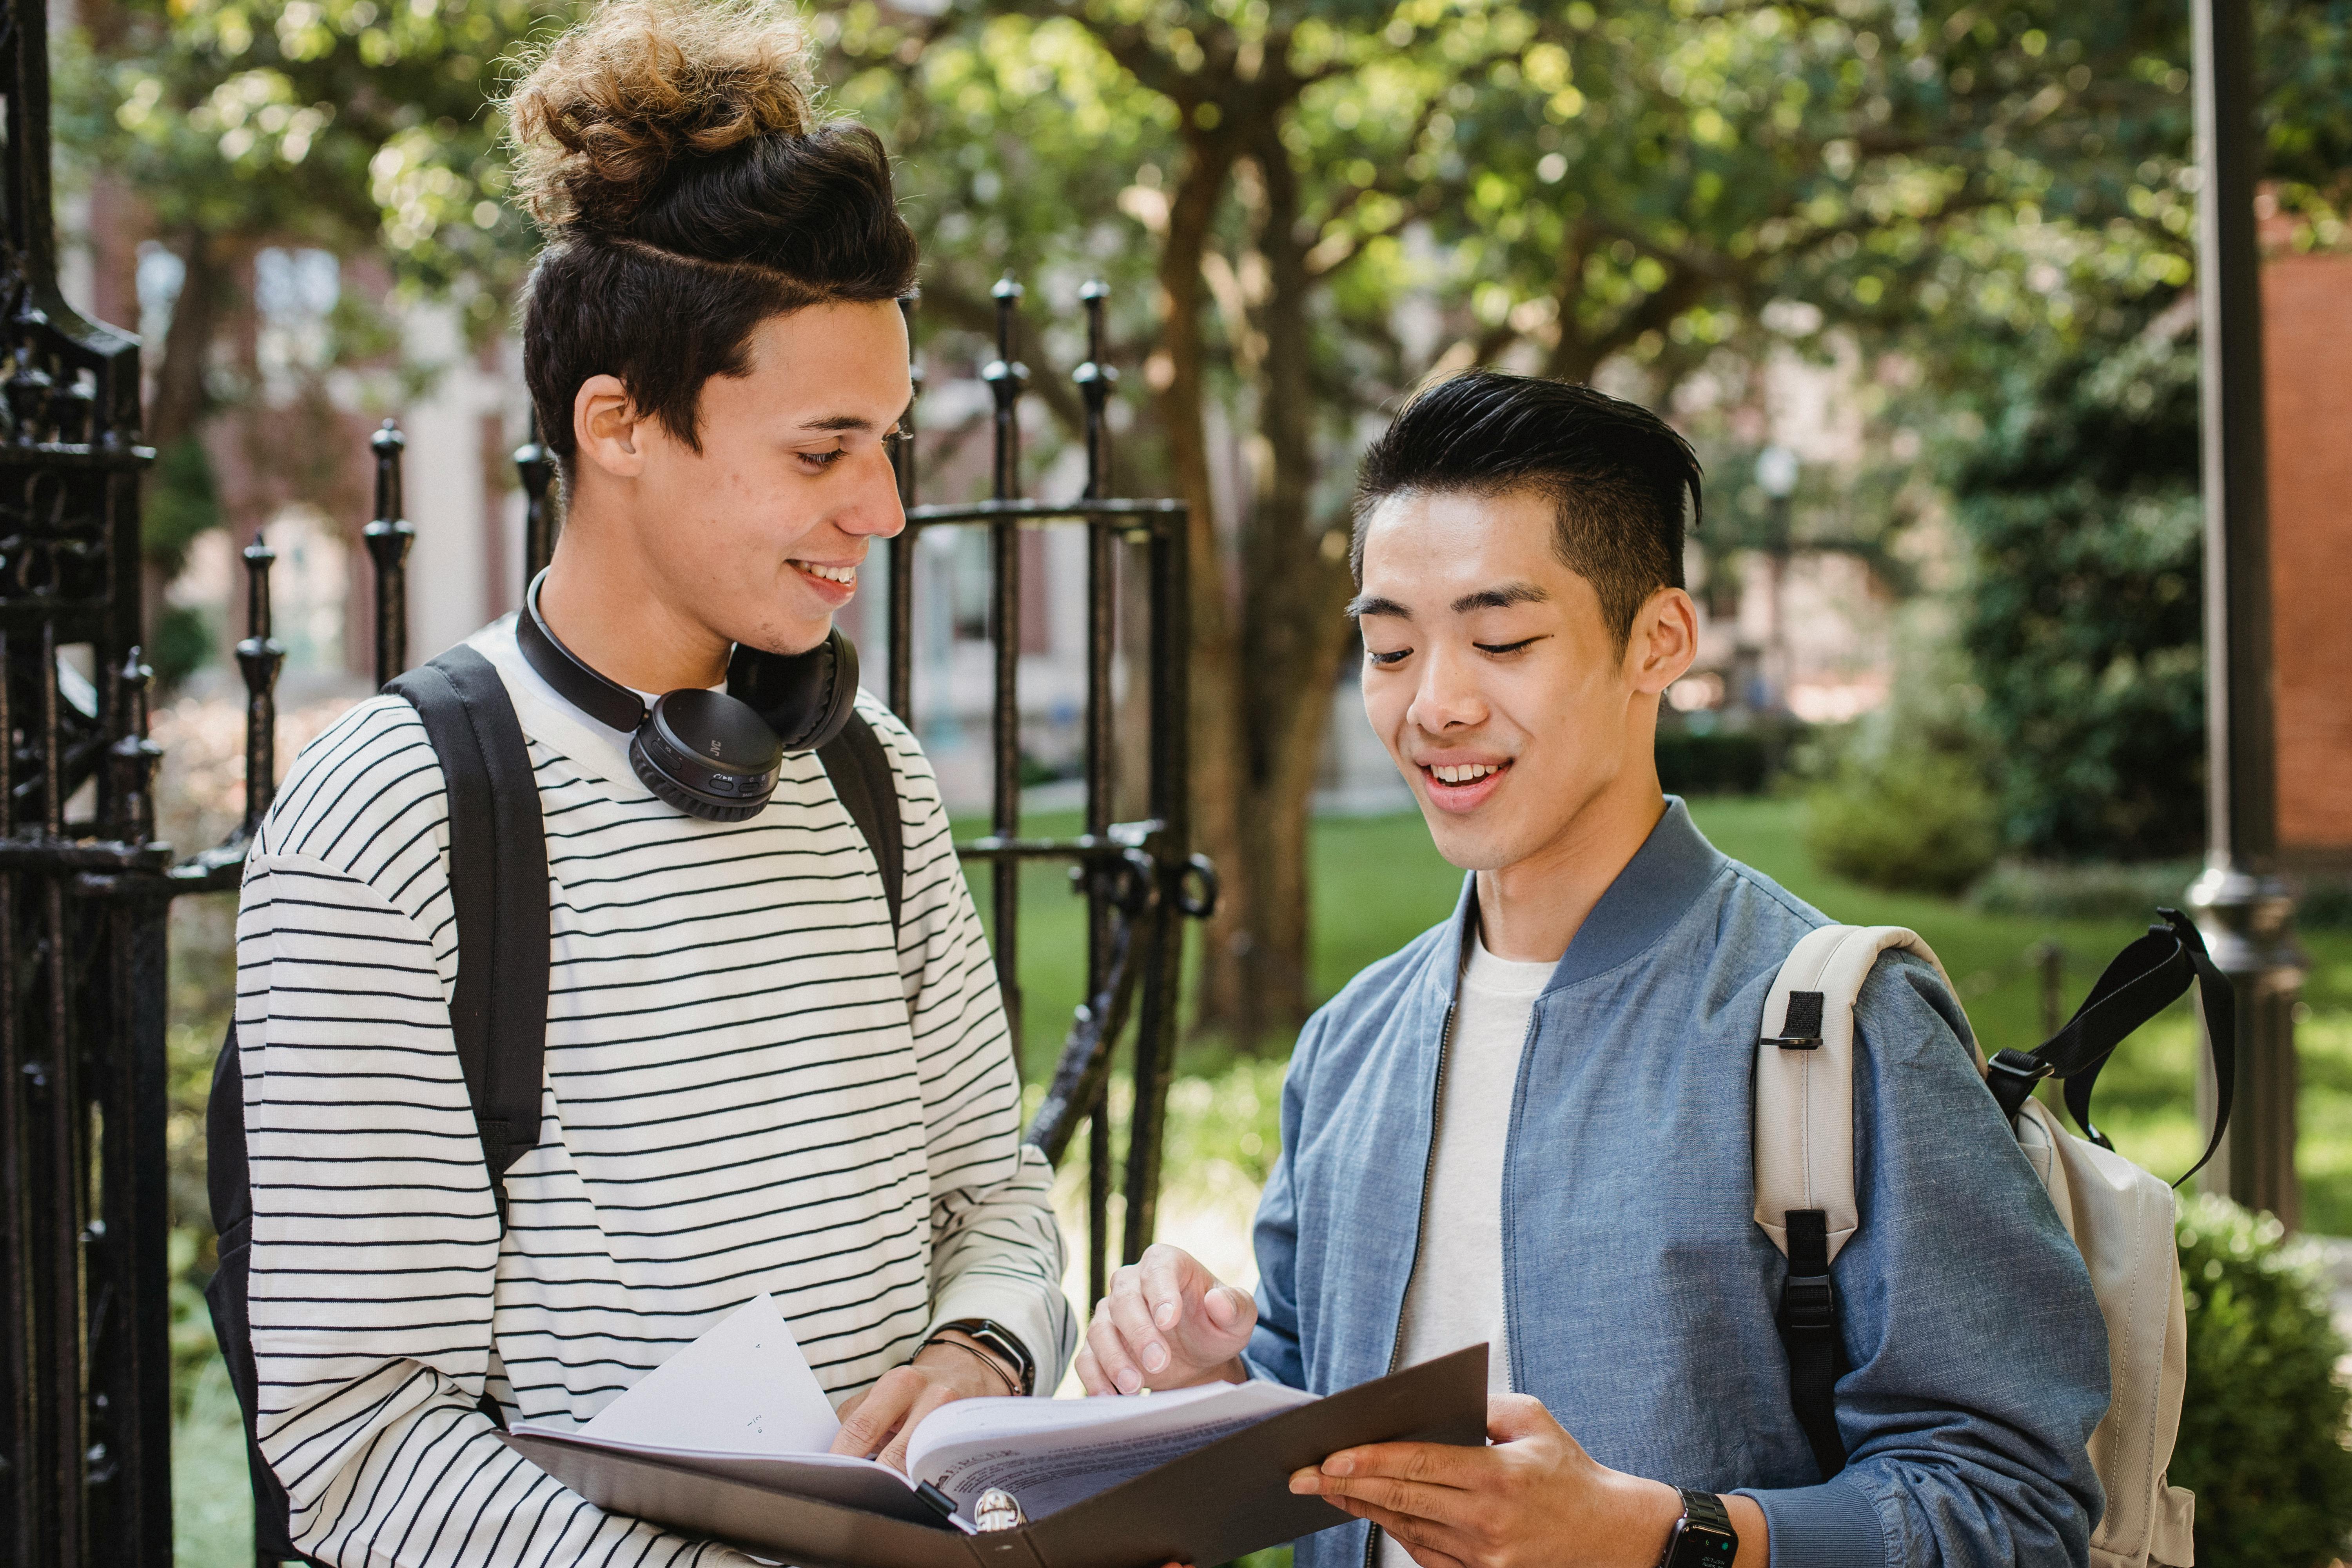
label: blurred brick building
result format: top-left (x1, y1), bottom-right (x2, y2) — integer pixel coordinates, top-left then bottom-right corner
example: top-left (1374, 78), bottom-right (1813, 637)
top-left (2265, 248), bottom-right (2352, 875)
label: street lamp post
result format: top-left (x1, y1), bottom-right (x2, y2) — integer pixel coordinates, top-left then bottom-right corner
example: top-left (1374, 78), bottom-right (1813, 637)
top-left (2185, 0), bottom-right (2305, 1225)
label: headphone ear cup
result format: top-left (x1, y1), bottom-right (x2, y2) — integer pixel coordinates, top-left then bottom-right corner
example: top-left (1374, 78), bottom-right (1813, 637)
top-left (729, 628), bottom-right (861, 752)
top-left (628, 734), bottom-right (766, 823)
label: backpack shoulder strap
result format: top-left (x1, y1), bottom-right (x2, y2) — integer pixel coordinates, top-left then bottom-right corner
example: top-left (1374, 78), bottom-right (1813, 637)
top-left (818, 708), bottom-right (904, 938)
top-left (387, 645), bottom-right (549, 1229)
top-left (1753, 922), bottom-right (1950, 1480)
top-left (1988, 908), bottom-right (2234, 1186)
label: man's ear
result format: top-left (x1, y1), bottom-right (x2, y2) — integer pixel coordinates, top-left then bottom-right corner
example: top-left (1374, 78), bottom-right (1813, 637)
top-left (573, 374), bottom-right (648, 480)
top-left (1625, 587), bottom-right (1699, 696)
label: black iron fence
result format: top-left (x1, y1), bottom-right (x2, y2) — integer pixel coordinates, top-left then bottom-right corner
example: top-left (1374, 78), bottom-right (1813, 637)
top-left (0, 0), bottom-right (1206, 1539)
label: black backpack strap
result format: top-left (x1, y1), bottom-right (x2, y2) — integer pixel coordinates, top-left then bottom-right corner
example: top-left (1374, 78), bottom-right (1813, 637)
top-left (387, 646), bottom-right (550, 1228)
top-left (1777, 1207), bottom-right (1848, 1479)
top-left (1985, 908), bottom-right (2235, 1185)
top-left (818, 709), bottom-right (903, 937)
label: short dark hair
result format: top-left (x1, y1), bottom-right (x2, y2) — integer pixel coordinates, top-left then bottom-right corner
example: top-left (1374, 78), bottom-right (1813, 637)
top-left (1352, 371), bottom-right (1703, 647)
top-left (508, 0), bottom-right (919, 471)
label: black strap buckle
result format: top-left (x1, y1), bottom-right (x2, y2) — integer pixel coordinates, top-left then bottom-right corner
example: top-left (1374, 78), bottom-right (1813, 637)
top-left (1779, 1274), bottom-right (1836, 1332)
top-left (1985, 1048), bottom-right (2053, 1122)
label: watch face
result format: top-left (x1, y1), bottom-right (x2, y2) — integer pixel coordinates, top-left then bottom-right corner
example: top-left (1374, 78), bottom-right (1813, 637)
top-left (1682, 1525), bottom-right (1737, 1568)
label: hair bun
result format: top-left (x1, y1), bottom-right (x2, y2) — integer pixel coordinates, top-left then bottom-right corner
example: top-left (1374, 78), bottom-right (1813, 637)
top-left (507, 0), bottom-right (817, 236)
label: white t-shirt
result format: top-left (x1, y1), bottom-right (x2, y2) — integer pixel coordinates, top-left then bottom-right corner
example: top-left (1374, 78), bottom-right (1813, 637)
top-left (1377, 933), bottom-right (1554, 1568)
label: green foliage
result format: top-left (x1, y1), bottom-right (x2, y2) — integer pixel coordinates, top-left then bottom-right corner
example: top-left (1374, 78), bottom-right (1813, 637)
top-left (2172, 1195), bottom-right (2352, 1568)
top-left (142, 437), bottom-right (221, 578)
top-left (1655, 726), bottom-right (1772, 797)
top-left (1945, 324), bottom-right (2205, 860)
top-left (1965, 858), bottom-right (2203, 922)
top-left (1804, 749), bottom-right (1998, 896)
top-left (60, 0), bottom-right (568, 289)
top-left (150, 604), bottom-right (219, 690)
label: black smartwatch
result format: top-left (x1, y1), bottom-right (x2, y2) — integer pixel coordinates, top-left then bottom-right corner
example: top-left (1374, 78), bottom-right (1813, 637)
top-left (1657, 1488), bottom-right (1738, 1568)
top-left (928, 1318), bottom-right (1036, 1397)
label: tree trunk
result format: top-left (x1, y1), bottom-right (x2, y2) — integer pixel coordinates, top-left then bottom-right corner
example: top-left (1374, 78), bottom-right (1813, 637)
top-left (1151, 125), bottom-right (1249, 1041)
top-left (145, 227), bottom-right (230, 454)
top-left (1213, 133), bottom-right (1355, 1042)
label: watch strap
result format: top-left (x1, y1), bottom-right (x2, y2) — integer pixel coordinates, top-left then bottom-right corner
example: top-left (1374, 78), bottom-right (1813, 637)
top-left (1659, 1488), bottom-right (1738, 1568)
top-left (929, 1318), bottom-right (1035, 1397)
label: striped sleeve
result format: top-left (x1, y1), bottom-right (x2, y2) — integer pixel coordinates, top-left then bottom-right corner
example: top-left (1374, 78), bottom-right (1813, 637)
top-left (236, 705), bottom-right (752, 1568)
top-left (865, 697), bottom-right (1077, 1387)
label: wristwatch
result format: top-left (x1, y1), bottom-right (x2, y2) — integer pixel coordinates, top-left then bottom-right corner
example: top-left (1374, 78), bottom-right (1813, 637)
top-left (928, 1318), bottom-right (1036, 1397)
top-left (1657, 1488), bottom-right (1738, 1568)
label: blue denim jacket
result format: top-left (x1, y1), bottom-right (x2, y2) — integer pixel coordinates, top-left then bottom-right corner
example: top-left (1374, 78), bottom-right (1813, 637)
top-left (1245, 802), bottom-right (2109, 1568)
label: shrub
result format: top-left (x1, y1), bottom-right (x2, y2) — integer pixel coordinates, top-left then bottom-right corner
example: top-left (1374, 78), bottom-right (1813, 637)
top-left (1655, 728), bottom-right (1771, 796)
top-left (2171, 1194), bottom-right (2352, 1568)
top-left (1965, 858), bottom-right (2203, 921)
top-left (1947, 326), bottom-right (2206, 861)
top-left (1802, 748), bottom-right (1998, 895)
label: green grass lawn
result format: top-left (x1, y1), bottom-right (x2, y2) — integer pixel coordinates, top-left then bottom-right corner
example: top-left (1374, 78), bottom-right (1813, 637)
top-left (968, 794), bottom-right (2352, 1231)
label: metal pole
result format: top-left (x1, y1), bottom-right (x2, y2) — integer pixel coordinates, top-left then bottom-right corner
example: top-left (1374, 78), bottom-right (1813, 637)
top-left (364, 419), bottom-right (415, 690)
top-left (888, 293), bottom-right (920, 724)
top-left (984, 278), bottom-right (1027, 1060)
top-left (515, 411), bottom-right (559, 586)
top-left (237, 533), bottom-right (285, 840)
top-left (1124, 494), bottom-right (1192, 1262)
top-left (2185, 0), bottom-right (2305, 1225)
top-left (1077, 281), bottom-right (1117, 1303)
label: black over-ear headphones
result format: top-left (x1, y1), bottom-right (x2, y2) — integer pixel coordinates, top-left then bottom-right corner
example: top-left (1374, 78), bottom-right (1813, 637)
top-left (515, 570), bottom-right (860, 822)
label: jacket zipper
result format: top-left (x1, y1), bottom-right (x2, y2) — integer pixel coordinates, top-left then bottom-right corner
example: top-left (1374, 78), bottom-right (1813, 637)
top-left (1363, 996), bottom-right (1459, 1568)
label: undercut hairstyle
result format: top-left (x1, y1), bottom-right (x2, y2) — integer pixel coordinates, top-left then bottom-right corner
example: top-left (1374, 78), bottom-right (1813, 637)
top-left (1352, 371), bottom-right (1704, 649)
top-left (506, 0), bottom-right (919, 472)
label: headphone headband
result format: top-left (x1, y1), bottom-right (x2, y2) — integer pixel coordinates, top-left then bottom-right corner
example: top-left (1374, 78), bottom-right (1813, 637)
top-left (518, 574), bottom-right (648, 734)
top-left (512, 569), bottom-right (858, 822)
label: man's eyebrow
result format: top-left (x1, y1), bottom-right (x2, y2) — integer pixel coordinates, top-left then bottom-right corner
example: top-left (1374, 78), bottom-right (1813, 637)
top-left (1345, 595), bottom-right (1412, 620)
top-left (797, 413), bottom-right (879, 433)
top-left (1451, 581), bottom-right (1550, 615)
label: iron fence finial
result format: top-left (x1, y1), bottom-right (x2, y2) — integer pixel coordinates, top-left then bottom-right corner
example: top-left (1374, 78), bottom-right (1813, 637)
top-left (236, 530), bottom-right (285, 838)
top-left (363, 417), bottom-right (415, 689)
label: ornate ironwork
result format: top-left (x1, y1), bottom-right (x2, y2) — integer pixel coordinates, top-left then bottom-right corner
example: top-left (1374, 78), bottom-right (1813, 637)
top-left (0, 0), bottom-right (172, 1560)
top-left (363, 419), bottom-right (413, 691)
top-left (889, 282), bottom-right (1214, 1307)
top-left (514, 409), bottom-right (559, 584)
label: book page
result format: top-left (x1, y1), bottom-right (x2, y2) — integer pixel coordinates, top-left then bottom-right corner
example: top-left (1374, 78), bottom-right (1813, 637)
top-left (907, 1379), bottom-right (1316, 1521)
top-left (572, 1294), bottom-right (843, 1457)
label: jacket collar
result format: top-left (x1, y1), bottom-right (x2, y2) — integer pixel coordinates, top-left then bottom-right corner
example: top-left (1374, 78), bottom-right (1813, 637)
top-left (1436, 797), bottom-right (1728, 999)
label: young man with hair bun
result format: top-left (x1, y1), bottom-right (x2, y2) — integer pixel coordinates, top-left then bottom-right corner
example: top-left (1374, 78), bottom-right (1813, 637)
top-left (1084, 372), bottom-right (2111, 1568)
top-left (229, 5), bottom-right (1069, 1563)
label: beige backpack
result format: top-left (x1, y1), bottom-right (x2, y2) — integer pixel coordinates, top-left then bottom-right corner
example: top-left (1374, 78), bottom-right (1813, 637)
top-left (1753, 913), bottom-right (2232, 1568)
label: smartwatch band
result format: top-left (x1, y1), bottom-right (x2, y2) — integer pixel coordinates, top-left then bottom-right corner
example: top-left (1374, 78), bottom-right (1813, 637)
top-left (926, 1318), bottom-right (1035, 1397)
top-left (1658, 1488), bottom-right (1738, 1568)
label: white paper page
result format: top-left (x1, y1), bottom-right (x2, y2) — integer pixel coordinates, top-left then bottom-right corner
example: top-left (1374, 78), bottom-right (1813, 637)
top-left (907, 1379), bottom-right (1315, 1521)
top-left (575, 1294), bottom-right (842, 1457)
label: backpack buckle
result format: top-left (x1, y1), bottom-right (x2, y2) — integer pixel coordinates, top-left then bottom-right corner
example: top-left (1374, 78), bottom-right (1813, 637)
top-left (1986, 1048), bottom-right (2053, 1122)
top-left (1779, 1273), bottom-right (1837, 1332)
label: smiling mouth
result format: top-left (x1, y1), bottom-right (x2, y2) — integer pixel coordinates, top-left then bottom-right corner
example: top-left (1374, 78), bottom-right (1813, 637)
top-left (791, 560), bottom-right (857, 588)
top-left (1425, 761), bottom-right (1508, 786)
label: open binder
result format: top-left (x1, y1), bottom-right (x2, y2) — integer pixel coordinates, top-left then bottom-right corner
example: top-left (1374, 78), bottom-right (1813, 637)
top-left (508, 1345), bottom-right (1488, 1568)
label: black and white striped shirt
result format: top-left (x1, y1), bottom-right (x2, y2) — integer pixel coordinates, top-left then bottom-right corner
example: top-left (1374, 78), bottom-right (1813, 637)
top-left (234, 617), bottom-right (1071, 1567)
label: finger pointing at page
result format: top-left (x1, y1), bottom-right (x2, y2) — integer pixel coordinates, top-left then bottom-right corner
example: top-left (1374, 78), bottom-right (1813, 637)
top-left (1080, 1243), bottom-right (1255, 1394)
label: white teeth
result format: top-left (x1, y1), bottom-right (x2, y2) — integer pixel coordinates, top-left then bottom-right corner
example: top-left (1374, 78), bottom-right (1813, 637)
top-left (795, 561), bottom-right (856, 585)
top-left (1431, 763), bottom-right (1503, 784)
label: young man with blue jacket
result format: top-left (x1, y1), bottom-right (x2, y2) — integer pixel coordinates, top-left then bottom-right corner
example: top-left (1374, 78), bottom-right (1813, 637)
top-left (1078, 373), bottom-right (2109, 1568)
